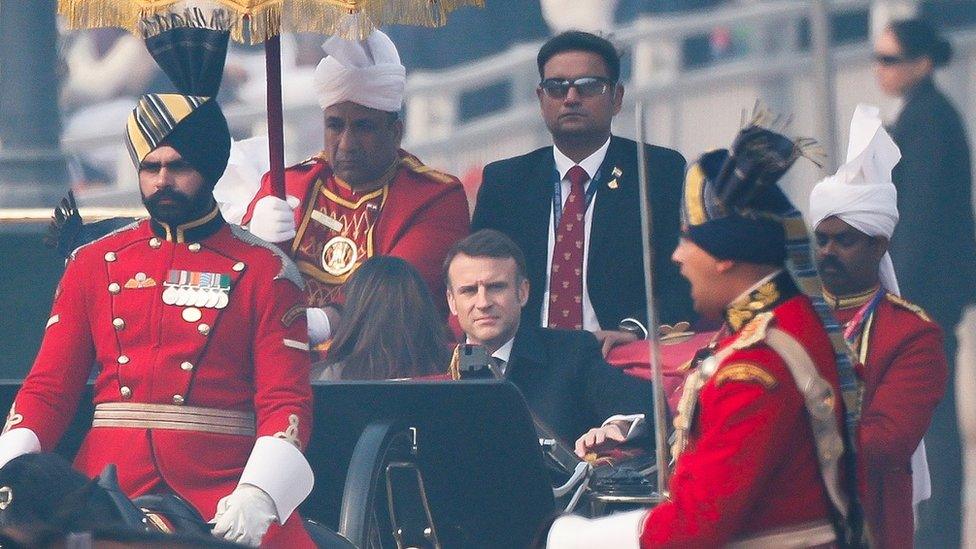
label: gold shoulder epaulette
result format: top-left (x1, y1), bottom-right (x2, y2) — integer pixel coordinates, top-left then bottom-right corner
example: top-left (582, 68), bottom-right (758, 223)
top-left (886, 293), bottom-right (932, 322)
top-left (400, 153), bottom-right (457, 185)
top-left (288, 152), bottom-right (326, 170)
top-left (732, 311), bottom-right (775, 350)
top-left (714, 362), bottom-right (778, 390)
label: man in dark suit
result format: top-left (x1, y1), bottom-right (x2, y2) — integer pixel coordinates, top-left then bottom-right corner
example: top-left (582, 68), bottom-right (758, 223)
top-left (471, 31), bottom-right (692, 357)
top-left (444, 230), bottom-right (651, 445)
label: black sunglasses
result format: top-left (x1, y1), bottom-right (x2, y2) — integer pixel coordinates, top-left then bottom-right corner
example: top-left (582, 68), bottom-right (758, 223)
top-left (873, 53), bottom-right (911, 65)
top-left (539, 77), bottom-right (615, 99)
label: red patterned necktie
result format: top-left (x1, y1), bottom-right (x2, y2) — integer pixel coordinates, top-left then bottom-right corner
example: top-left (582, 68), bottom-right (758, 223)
top-left (548, 165), bottom-right (588, 330)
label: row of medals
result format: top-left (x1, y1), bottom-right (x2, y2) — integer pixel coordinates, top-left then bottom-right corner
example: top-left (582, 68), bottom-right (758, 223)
top-left (162, 284), bottom-right (229, 310)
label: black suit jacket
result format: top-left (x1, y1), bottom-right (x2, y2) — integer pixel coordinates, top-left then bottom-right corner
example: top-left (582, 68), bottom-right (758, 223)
top-left (889, 77), bottom-right (976, 330)
top-left (472, 136), bottom-right (693, 331)
top-left (505, 324), bottom-right (653, 444)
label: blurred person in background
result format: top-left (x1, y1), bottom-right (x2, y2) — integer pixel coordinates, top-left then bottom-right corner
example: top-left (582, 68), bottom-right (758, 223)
top-left (313, 256), bottom-right (452, 381)
top-left (59, 29), bottom-right (164, 188)
top-left (874, 17), bottom-right (975, 547)
top-left (60, 29), bottom-right (160, 110)
top-left (540, 0), bottom-right (618, 34)
top-left (386, 3), bottom-right (547, 71)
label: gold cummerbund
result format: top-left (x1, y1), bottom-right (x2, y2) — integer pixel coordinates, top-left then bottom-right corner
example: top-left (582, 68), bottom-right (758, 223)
top-left (92, 402), bottom-right (256, 436)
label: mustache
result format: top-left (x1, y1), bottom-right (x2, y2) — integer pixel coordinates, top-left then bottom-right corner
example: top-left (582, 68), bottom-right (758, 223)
top-left (817, 255), bottom-right (846, 273)
top-left (333, 150), bottom-right (368, 160)
top-left (144, 187), bottom-right (191, 208)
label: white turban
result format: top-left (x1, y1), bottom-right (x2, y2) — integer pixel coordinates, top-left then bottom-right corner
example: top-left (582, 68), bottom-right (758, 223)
top-left (313, 29), bottom-right (406, 113)
top-left (810, 104), bottom-right (932, 511)
top-left (809, 103), bottom-right (901, 294)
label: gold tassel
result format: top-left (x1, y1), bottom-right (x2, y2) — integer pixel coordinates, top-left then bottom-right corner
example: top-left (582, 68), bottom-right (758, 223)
top-left (59, 0), bottom-right (484, 44)
top-left (58, 0), bottom-right (156, 35)
top-left (59, 0), bottom-right (241, 38)
top-left (139, 5), bottom-right (234, 37)
top-left (237, 2), bottom-right (282, 44)
top-left (447, 344), bottom-right (461, 380)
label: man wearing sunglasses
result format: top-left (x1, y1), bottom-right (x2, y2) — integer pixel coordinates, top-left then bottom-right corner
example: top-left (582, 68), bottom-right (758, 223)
top-left (472, 31), bottom-right (692, 356)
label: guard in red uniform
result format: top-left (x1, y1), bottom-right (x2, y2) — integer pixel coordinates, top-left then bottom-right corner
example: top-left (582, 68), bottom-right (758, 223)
top-left (243, 29), bottom-right (469, 347)
top-left (244, 148), bottom-right (469, 313)
top-left (0, 93), bottom-right (315, 548)
top-left (810, 104), bottom-right (948, 547)
top-left (550, 120), bottom-right (863, 547)
top-left (824, 288), bottom-right (947, 547)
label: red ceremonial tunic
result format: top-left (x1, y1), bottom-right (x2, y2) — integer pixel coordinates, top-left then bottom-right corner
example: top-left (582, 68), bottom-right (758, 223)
top-left (641, 272), bottom-right (846, 547)
top-left (3, 209), bottom-right (313, 546)
top-left (243, 150), bottom-right (470, 316)
top-left (831, 290), bottom-right (948, 548)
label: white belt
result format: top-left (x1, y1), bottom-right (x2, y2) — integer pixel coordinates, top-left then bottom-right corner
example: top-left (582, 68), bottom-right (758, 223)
top-left (727, 520), bottom-right (836, 548)
top-left (92, 402), bottom-right (256, 436)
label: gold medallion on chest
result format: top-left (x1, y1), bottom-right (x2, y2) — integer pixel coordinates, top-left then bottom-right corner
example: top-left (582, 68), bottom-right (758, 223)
top-left (321, 236), bottom-right (359, 276)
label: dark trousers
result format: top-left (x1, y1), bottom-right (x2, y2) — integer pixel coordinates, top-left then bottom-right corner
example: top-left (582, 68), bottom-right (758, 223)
top-left (916, 310), bottom-right (964, 548)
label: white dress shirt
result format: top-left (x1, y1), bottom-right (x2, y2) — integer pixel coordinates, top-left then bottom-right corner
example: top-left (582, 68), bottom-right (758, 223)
top-left (541, 137), bottom-right (612, 332)
top-left (489, 338), bottom-right (514, 376)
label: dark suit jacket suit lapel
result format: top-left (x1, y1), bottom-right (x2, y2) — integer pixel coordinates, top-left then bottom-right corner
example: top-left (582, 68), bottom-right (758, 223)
top-left (505, 325), bottom-right (566, 438)
top-left (588, 136), bottom-right (628, 323)
top-left (522, 149), bottom-right (556, 323)
top-left (473, 135), bottom-right (692, 330)
top-left (527, 140), bottom-right (623, 329)
top-left (506, 323), bottom-right (547, 383)
top-left (503, 324), bottom-right (654, 445)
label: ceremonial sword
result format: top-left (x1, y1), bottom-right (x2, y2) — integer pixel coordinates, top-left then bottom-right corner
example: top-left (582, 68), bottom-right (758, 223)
top-left (635, 101), bottom-right (671, 499)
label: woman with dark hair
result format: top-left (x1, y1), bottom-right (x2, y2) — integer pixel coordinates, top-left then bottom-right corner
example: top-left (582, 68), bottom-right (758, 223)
top-left (873, 17), bottom-right (974, 549)
top-left (314, 256), bottom-right (452, 380)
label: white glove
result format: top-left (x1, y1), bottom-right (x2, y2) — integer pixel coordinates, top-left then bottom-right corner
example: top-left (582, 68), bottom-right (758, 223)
top-left (248, 195), bottom-right (300, 243)
top-left (0, 428), bottom-right (41, 469)
top-left (210, 483), bottom-right (278, 547)
top-left (306, 307), bottom-right (332, 346)
top-left (547, 510), bottom-right (645, 549)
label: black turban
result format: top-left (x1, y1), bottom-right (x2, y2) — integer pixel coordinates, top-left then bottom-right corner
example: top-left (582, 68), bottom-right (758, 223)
top-left (124, 93), bottom-right (231, 187)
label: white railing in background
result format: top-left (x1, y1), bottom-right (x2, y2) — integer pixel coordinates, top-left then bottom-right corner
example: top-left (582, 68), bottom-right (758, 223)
top-left (63, 0), bottom-right (976, 207)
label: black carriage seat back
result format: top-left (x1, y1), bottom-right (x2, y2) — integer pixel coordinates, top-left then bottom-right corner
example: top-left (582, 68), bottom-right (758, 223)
top-left (96, 464), bottom-right (149, 529)
top-left (97, 464), bottom-right (209, 536)
top-left (132, 493), bottom-right (210, 536)
top-left (304, 518), bottom-right (357, 549)
top-left (98, 463), bottom-right (355, 547)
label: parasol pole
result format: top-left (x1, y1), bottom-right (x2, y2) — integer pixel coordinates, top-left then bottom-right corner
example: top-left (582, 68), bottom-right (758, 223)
top-left (635, 101), bottom-right (671, 498)
top-left (264, 33), bottom-right (287, 199)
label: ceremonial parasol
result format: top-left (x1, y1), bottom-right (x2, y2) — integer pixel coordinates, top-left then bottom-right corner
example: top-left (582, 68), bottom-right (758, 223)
top-left (57, 0), bottom-right (482, 198)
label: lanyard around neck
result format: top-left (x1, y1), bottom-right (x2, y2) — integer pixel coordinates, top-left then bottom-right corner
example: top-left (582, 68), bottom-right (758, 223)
top-left (843, 288), bottom-right (885, 357)
top-left (552, 167), bottom-right (600, 228)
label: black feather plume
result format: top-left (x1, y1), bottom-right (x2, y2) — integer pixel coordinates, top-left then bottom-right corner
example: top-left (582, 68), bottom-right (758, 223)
top-left (140, 5), bottom-right (231, 96)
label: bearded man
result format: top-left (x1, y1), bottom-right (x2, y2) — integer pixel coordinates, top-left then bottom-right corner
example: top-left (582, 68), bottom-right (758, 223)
top-left (0, 93), bottom-right (316, 547)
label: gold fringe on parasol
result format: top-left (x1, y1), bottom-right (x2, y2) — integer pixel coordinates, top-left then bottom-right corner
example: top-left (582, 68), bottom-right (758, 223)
top-left (58, 0), bottom-right (485, 44)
